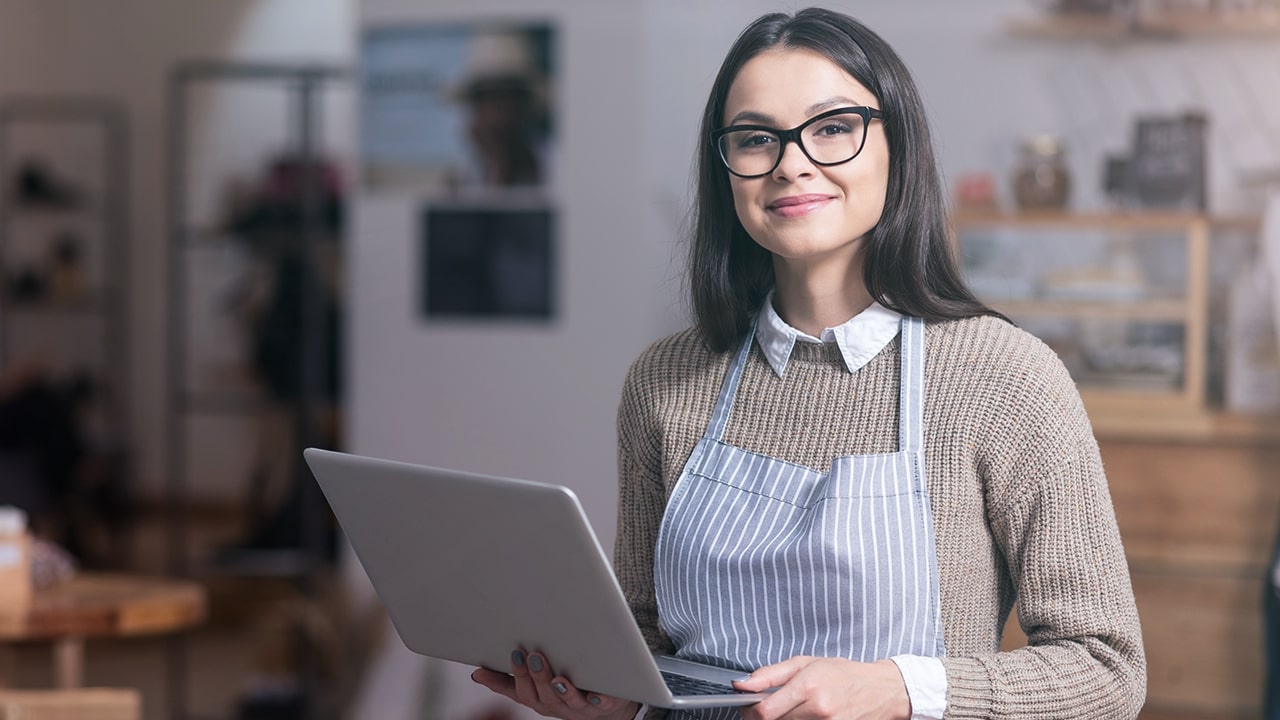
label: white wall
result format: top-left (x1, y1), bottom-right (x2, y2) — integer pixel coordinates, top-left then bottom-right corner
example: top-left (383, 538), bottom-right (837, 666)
top-left (349, 2), bottom-right (1280, 718)
top-left (0, 0), bottom-right (355, 501)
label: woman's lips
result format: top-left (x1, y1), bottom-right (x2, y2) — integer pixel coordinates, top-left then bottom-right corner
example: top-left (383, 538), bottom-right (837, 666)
top-left (767, 194), bottom-right (834, 218)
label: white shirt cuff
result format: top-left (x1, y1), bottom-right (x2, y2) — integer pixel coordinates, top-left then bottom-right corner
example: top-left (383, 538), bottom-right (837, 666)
top-left (889, 655), bottom-right (947, 720)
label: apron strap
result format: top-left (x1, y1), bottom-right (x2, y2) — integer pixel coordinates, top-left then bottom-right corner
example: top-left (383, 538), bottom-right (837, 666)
top-left (898, 316), bottom-right (925, 454)
top-left (706, 322), bottom-right (757, 442)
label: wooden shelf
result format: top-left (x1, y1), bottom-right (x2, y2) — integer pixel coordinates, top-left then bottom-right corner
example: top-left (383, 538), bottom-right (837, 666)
top-left (1086, 397), bottom-right (1280, 445)
top-left (2, 292), bottom-right (115, 314)
top-left (952, 209), bottom-right (1257, 232)
top-left (1008, 11), bottom-right (1280, 40)
top-left (993, 297), bottom-right (1186, 321)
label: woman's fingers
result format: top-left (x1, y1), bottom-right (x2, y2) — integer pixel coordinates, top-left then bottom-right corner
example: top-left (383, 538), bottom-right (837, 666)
top-left (734, 655), bottom-right (815, 692)
top-left (510, 649), bottom-right (540, 705)
top-left (526, 652), bottom-right (566, 708)
top-left (474, 649), bottom-right (640, 719)
top-left (470, 667), bottom-right (517, 701)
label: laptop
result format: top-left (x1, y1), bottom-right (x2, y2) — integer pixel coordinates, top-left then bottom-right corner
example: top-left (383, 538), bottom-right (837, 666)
top-left (302, 448), bottom-right (768, 709)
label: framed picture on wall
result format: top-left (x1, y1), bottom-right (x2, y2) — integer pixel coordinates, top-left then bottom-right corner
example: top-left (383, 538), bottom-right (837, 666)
top-left (361, 21), bottom-right (556, 195)
top-left (420, 200), bottom-right (555, 321)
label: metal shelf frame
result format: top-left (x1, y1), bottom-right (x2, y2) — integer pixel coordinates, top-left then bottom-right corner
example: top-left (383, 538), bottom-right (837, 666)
top-left (164, 61), bottom-right (348, 720)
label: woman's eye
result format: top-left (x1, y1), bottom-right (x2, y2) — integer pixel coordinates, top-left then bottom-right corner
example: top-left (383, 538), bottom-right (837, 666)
top-left (737, 133), bottom-right (777, 150)
top-left (813, 121), bottom-right (852, 137)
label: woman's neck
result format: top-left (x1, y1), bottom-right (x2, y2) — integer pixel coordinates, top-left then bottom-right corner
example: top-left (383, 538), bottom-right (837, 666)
top-left (771, 255), bottom-right (873, 338)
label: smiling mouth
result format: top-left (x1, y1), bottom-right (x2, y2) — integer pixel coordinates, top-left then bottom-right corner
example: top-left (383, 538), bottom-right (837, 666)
top-left (767, 194), bottom-right (834, 218)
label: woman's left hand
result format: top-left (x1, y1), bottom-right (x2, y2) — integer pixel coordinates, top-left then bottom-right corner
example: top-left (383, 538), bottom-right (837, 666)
top-left (732, 656), bottom-right (910, 720)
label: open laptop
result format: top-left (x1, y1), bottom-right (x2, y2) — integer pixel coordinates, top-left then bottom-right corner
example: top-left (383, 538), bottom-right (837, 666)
top-left (302, 448), bottom-right (768, 709)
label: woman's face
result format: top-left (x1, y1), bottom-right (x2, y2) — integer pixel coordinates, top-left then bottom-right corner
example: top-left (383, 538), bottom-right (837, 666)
top-left (721, 48), bottom-right (889, 273)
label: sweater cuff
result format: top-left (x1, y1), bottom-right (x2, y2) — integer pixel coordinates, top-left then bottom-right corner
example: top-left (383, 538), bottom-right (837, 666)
top-left (939, 656), bottom-right (995, 718)
top-left (890, 655), bottom-right (947, 720)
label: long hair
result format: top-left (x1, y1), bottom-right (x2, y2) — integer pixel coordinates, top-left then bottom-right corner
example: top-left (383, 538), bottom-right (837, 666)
top-left (687, 7), bottom-right (1000, 352)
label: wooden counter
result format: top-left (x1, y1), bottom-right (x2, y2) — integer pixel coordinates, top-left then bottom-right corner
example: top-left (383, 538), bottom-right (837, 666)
top-left (0, 573), bottom-right (207, 688)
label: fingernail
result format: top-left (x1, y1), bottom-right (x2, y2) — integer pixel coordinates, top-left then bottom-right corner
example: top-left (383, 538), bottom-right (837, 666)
top-left (588, 696), bottom-right (601, 706)
top-left (552, 682), bottom-right (567, 694)
top-left (733, 675), bottom-right (752, 683)
top-left (511, 650), bottom-right (525, 667)
top-left (528, 654), bottom-right (544, 672)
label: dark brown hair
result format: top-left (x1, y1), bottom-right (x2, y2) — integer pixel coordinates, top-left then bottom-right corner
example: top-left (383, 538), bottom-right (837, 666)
top-left (688, 7), bottom-right (1001, 351)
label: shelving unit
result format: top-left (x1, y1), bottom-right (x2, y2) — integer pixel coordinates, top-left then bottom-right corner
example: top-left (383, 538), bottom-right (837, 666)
top-left (0, 97), bottom-right (131, 560)
top-left (951, 209), bottom-right (1270, 440)
top-left (164, 61), bottom-right (347, 720)
top-left (1008, 9), bottom-right (1280, 39)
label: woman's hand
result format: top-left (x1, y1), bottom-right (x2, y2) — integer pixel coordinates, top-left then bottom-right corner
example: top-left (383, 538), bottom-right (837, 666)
top-left (471, 649), bottom-right (641, 720)
top-left (733, 656), bottom-right (910, 720)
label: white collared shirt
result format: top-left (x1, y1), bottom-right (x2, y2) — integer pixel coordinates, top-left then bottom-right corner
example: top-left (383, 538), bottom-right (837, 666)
top-left (752, 292), bottom-right (947, 720)
top-left (755, 291), bottom-right (903, 377)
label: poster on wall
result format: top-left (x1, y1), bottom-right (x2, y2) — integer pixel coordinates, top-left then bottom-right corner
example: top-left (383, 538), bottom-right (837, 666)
top-left (361, 22), bottom-right (555, 195)
top-left (361, 20), bottom-right (558, 321)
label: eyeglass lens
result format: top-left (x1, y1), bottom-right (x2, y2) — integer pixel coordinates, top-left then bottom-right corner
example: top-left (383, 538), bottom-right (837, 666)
top-left (718, 110), bottom-right (868, 177)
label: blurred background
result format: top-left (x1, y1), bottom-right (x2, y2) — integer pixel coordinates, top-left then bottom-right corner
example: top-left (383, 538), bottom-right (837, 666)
top-left (0, 0), bottom-right (1279, 718)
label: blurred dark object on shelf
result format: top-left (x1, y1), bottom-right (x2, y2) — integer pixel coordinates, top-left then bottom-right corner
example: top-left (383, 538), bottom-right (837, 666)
top-left (49, 231), bottom-right (86, 301)
top-left (10, 159), bottom-right (81, 209)
top-left (1013, 135), bottom-right (1071, 210)
top-left (1101, 111), bottom-right (1207, 211)
top-left (6, 265), bottom-right (47, 302)
top-left (1055, 0), bottom-right (1123, 13)
top-left (225, 155), bottom-right (344, 250)
top-left (0, 362), bottom-right (132, 569)
top-left (1131, 111), bottom-right (1207, 210)
top-left (1103, 154), bottom-right (1135, 208)
top-left (1032, 0), bottom-right (1134, 15)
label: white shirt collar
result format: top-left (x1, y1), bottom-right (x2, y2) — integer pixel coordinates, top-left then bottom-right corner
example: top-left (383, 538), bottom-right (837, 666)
top-left (755, 291), bottom-right (902, 377)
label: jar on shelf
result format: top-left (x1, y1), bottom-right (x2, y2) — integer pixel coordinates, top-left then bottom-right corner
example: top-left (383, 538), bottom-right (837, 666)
top-left (0, 505), bottom-right (33, 616)
top-left (1013, 135), bottom-right (1071, 210)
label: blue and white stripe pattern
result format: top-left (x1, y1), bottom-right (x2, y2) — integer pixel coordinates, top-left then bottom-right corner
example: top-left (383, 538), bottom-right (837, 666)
top-left (653, 317), bottom-right (943, 718)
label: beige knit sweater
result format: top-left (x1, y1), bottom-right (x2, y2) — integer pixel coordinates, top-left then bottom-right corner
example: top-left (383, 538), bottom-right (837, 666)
top-left (613, 315), bottom-right (1146, 720)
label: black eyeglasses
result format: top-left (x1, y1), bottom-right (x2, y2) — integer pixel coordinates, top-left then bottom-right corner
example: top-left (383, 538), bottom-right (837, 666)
top-left (712, 106), bottom-right (886, 179)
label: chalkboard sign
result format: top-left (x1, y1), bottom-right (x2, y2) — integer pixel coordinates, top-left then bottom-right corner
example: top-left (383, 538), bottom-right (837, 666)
top-left (1130, 112), bottom-right (1207, 210)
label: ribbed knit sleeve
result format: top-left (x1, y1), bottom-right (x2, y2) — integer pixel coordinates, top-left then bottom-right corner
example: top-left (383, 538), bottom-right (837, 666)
top-left (614, 337), bottom-right (677, 656)
top-left (939, 323), bottom-right (1146, 720)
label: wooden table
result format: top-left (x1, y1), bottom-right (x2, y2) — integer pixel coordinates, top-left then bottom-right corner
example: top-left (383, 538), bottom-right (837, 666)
top-left (0, 573), bottom-right (207, 688)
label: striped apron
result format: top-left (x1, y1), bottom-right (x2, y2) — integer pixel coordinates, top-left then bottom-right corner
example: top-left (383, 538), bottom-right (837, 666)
top-left (653, 316), bottom-right (944, 719)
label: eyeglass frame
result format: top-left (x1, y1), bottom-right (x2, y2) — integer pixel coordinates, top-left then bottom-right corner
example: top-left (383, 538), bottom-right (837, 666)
top-left (711, 106), bottom-right (887, 179)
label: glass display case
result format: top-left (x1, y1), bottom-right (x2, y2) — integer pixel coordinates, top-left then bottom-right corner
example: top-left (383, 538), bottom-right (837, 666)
top-left (951, 210), bottom-right (1221, 435)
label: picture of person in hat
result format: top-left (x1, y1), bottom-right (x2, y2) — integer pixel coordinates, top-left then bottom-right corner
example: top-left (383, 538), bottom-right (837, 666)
top-left (445, 27), bottom-right (553, 190)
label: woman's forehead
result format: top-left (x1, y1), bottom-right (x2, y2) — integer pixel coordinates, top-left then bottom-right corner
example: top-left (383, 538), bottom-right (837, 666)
top-left (723, 48), bottom-right (877, 126)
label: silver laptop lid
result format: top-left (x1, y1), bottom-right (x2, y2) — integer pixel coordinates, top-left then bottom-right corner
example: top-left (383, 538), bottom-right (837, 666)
top-left (303, 448), bottom-right (680, 706)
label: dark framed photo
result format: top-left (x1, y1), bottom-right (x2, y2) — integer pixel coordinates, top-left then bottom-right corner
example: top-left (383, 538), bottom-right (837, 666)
top-left (420, 201), bottom-right (554, 321)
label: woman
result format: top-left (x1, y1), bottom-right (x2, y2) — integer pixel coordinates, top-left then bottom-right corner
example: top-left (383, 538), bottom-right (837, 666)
top-left (473, 8), bottom-right (1145, 719)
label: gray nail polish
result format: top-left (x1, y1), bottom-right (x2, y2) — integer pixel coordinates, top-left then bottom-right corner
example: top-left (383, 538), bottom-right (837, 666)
top-left (511, 650), bottom-right (525, 667)
top-left (588, 696), bottom-right (601, 705)
top-left (553, 682), bottom-right (567, 694)
top-left (528, 654), bottom-right (544, 672)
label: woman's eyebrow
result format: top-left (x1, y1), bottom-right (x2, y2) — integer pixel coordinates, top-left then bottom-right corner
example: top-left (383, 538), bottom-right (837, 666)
top-left (727, 110), bottom-right (776, 126)
top-left (806, 96), bottom-right (860, 115)
top-left (726, 96), bottom-right (863, 127)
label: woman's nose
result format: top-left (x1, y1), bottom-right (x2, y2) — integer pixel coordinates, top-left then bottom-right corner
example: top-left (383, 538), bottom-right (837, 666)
top-left (772, 139), bottom-right (815, 181)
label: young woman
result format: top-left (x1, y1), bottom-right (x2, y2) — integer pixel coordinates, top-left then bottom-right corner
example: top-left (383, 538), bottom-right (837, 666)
top-left (473, 8), bottom-right (1145, 720)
